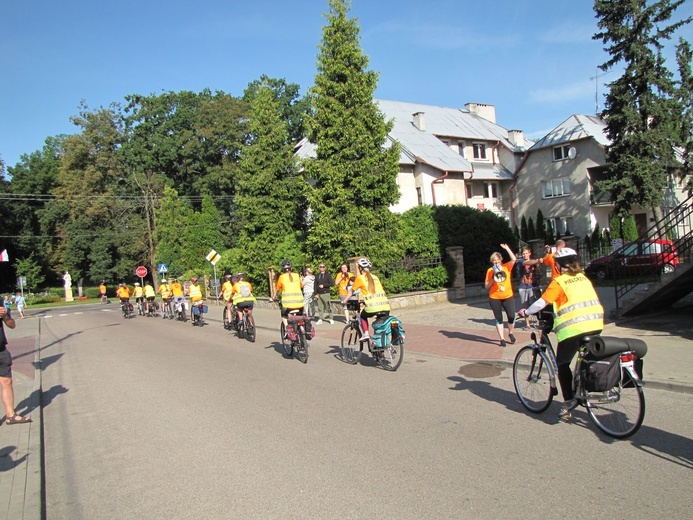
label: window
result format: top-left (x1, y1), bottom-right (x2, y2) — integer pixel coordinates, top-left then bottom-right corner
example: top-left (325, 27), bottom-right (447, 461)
top-left (416, 187), bottom-right (423, 206)
top-left (553, 144), bottom-right (571, 161)
top-left (473, 142), bottom-right (487, 160)
top-left (458, 141), bottom-right (465, 157)
top-left (548, 217), bottom-right (573, 236)
top-left (465, 183), bottom-right (473, 199)
top-left (541, 178), bottom-right (571, 198)
top-left (483, 182), bottom-right (498, 198)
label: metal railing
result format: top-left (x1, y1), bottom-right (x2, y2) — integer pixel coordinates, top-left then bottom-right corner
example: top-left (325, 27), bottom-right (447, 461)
top-left (608, 195), bottom-right (693, 308)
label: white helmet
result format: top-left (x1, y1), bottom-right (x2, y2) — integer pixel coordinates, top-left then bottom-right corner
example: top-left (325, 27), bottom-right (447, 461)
top-left (161, 278), bottom-right (167, 283)
top-left (555, 247), bottom-right (578, 267)
top-left (357, 257), bottom-right (372, 269)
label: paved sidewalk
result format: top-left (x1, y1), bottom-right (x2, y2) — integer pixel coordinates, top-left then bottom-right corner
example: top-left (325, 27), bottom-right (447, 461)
top-left (1, 317), bottom-right (41, 520)
top-left (1, 289), bottom-right (690, 519)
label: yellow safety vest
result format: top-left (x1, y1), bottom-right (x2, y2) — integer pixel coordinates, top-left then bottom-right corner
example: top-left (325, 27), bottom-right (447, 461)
top-left (158, 284), bottom-right (172, 299)
top-left (188, 283), bottom-right (203, 302)
top-left (278, 274), bottom-right (304, 309)
top-left (361, 274), bottom-right (391, 314)
top-left (552, 273), bottom-right (604, 342)
top-left (144, 285), bottom-right (156, 298)
top-left (232, 282), bottom-right (256, 305)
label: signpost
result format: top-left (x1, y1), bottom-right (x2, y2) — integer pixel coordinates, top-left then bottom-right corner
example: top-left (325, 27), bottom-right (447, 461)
top-left (206, 250), bottom-right (221, 304)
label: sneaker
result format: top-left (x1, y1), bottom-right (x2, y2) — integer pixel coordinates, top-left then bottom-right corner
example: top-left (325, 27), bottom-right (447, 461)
top-left (499, 340), bottom-right (507, 347)
top-left (329, 319), bottom-right (334, 325)
top-left (509, 334), bottom-right (517, 344)
top-left (315, 319), bottom-right (323, 325)
top-left (559, 399), bottom-right (578, 419)
top-left (360, 333), bottom-right (370, 341)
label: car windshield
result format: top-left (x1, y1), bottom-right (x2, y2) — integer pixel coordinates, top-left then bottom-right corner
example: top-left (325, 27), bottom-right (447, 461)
top-left (623, 244), bottom-right (638, 256)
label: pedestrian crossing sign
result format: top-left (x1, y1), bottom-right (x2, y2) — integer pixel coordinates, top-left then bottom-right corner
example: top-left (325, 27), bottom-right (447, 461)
top-left (158, 263), bottom-right (168, 274)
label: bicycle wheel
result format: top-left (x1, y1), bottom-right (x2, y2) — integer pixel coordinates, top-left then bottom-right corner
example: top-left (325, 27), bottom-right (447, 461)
top-left (281, 323), bottom-right (293, 356)
top-left (513, 346), bottom-right (554, 413)
top-left (586, 368), bottom-right (645, 439)
top-left (296, 330), bottom-right (308, 364)
top-left (378, 341), bottom-right (404, 371)
top-left (340, 324), bottom-right (361, 364)
top-left (245, 315), bottom-right (256, 343)
top-left (223, 308), bottom-right (230, 330)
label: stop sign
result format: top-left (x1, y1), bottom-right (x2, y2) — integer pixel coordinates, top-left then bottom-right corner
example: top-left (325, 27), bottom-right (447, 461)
top-left (136, 266), bottom-right (148, 278)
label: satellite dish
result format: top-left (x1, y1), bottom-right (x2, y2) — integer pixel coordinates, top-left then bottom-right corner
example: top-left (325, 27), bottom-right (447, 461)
top-left (568, 147), bottom-right (577, 159)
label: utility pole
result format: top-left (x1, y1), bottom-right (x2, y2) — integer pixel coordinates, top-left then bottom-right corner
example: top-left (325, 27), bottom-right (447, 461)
top-left (590, 67), bottom-right (612, 114)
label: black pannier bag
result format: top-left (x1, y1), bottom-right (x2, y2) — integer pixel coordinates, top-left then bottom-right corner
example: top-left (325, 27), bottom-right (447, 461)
top-left (582, 353), bottom-right (621, 392)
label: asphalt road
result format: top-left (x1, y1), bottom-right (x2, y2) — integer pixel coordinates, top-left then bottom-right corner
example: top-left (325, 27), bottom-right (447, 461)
top-left (40, 305), bottom-right (693, 519)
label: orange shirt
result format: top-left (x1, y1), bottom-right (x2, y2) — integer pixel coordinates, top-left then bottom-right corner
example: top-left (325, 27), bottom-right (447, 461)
top-left (334, 270), bottom-right (355, 296)
top-left (485, 262), bottom-right (514, 299)
top-left (542, 254), bottom-right (561, 279)
top-left (116, 286), bottom-right (131, 299)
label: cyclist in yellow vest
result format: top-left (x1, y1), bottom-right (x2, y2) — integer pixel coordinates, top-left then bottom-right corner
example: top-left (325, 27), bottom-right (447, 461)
top-left (218, 274), bottom-right (235, 329)
top-left (519, 247), bottom-right (604, 419)
top-left (232, 273), bottom-right (256, 329)
top-left (158, 278), bottom-right (172, 300)
top-left (341, 257), bottom-right (390, 341)
top-left (187, 276), bottom-right (203, 321)
top-left (143, 281), bottom-right (156, 314)
top-left (275, 260), bottom-right (304, 337)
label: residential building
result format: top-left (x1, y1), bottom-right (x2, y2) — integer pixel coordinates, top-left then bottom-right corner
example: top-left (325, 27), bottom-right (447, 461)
top-left (513, 114), bottom-right (689, 239)
top-left (295, 100), bottom-right (532, 219)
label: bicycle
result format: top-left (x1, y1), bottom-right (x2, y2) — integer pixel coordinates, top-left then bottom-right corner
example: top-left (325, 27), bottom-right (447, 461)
top-left (237, 306), bottom-right (256, 343)
top-left (136, 299), bottom-right (145, 316)
top-left (120, 299), bottom-right (133, 319)
top-left (191, 301), bottom-right (207, 326)
top-left (340, 305), bottom-right (404, 372)
top-left (146, 300), bottom-right (159, 317)
top-left (512, 311), bottom-right (646, 439)
top-left (174, 298), bottom-right (187, 322)
top-left (222, 303), bottom-right (236, 331)
top-left (161, 299), bottom-right (174, 320)
top-left (280, 309), bottom-right (310, 363)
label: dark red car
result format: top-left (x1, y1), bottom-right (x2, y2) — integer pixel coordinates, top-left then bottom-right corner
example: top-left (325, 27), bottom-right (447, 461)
top-left (584, 239), bottom-right (679, 280)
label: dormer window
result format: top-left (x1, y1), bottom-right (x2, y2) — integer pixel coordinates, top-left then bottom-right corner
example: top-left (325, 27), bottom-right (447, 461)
top-left (473, 142), bottom-right (487, 160)
top-left (553, 144), bottom-right (571, 161)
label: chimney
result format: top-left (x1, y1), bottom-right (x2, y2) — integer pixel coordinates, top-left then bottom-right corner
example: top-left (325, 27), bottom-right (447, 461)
top-left (413, 112), bottom-right (426, 131)
top-left (508, 129), bottom-right (524, 147)
top-left (465, 103), bottom-right (496, 124)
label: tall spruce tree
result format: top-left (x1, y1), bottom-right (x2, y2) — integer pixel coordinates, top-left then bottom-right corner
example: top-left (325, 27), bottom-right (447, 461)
top-left (304, 0), bottom-right (401, 266)
top-left (675, 38), bottom-right (693, 192)
top-left (235, 83), bottom-right (306, 287)
top-left (593, 0), bottom-right (691, 219)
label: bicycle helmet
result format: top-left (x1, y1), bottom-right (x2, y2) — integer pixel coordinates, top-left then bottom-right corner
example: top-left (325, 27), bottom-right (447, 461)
top-left (134, 282), bottom-right (140, 286)
top-left (357, 257), bottom-right (372, 269)
top-left (554, 247), bottom-right (578, 267)
top-left (236, 272), bottom-right (245, 281)
top-left (225, 274), bottom-right (232, 280)
top-left (281, 259), bottom-right (292, 271)
top-left (161, 278), bottom-right (167, 283)
top-left (190, 276), bottom-right (198, 283)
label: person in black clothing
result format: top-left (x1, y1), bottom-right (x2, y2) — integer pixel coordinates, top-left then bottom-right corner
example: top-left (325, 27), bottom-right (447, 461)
top-left (0, 300), bottom-right (31, 425)
top-left (314, 263), bottom-right (334, 324)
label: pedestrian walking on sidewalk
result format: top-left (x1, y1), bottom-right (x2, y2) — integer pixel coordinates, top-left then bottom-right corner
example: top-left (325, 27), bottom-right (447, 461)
top-left (0, 299), bottom-right (31, 425)
top-left (484, 243), bottom-right (517, 347)
top-left (314, 263), bottom-right (334, 324)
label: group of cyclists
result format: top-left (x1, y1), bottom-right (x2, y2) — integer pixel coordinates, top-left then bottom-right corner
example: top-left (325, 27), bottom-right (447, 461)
top-left (105, 255), bottom-right (391, 341)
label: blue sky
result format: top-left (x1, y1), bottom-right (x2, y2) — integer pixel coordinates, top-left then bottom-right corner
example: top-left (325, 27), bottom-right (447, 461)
top-left (1, 0), bottom-right (691, 170)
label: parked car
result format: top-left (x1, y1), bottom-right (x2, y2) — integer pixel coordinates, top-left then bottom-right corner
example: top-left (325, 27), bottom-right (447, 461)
top-left (584, 239), bottom-right (679, 280)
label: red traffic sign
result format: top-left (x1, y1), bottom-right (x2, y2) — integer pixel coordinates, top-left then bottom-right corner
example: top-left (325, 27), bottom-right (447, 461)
top-left (136, 266), bottom-right (148, 278)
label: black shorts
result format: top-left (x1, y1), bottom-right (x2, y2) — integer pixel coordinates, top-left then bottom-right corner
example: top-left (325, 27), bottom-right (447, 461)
top-left (237, 301), bottom-right (254, 311)
top-left (0, 349), bottom-right (12, 378)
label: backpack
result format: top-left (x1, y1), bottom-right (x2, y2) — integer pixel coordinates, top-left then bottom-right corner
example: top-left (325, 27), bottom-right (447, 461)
top-left (582, 353), bottom-right (621, 392)
top-left (240, 284), bottom-right (251, 297)
top-left (372, 316), bottom-right (405, 349)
